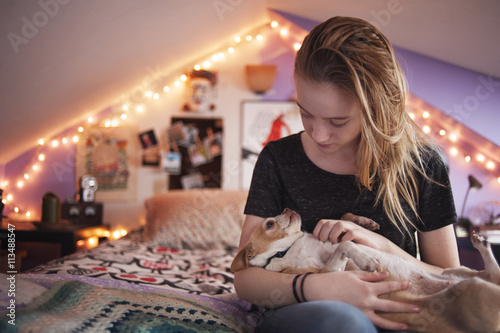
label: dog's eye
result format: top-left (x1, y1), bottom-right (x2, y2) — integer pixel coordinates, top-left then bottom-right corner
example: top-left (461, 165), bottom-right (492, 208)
top-left (265, 221), bottom-right (274, 229)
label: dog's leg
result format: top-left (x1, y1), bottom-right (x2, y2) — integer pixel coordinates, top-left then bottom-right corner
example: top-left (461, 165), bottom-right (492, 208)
top-left (341, 213), bottom-right (380, 231)
top-left (325, 242), bottom-right (380, 272)
top-left (471, 231), bottom-right (500, 284)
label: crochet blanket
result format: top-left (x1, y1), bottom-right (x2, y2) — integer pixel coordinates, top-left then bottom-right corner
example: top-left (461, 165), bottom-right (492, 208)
top-left (0, 274), bottom-right (260, 333)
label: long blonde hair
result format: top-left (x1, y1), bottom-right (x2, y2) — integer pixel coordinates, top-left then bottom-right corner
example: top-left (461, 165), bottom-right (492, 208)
top-left (294, 16), bottom-right (437, 234)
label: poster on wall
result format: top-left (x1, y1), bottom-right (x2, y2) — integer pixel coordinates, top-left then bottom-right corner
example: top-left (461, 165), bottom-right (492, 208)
top-left (167, 117), bottom-right (223, 189)
top-left (76, 126), bottom-right (139, 202)
top-left (241, 101), bottom-right (304, 189)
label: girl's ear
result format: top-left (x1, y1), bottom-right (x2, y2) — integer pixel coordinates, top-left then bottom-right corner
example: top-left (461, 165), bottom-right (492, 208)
top-left (230, 243), bottom-right (253, 272)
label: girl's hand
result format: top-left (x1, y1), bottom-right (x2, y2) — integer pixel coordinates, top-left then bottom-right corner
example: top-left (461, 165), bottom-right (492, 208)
top-left (303, 270), bottom-right (420, 331)
top-left (313, 219), bottom-right (390, 252)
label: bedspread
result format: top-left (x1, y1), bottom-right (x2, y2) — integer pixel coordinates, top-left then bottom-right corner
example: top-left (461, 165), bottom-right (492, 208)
top-left (0, 231), bottom-right (262, 332)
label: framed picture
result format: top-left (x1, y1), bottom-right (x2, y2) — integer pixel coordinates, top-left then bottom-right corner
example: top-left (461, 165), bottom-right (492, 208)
top-left (240, 101), bottom-right (304, 189)
top-left (76, 126), bottom-right (139, 202)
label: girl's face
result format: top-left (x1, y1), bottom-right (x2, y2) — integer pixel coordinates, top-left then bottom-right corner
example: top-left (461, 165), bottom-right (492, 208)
top-left (295, 75), bottom-right (362, 154)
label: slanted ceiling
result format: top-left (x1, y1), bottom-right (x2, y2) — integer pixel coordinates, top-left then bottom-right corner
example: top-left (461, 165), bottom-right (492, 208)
top-left (1, 0), bottom-right (499, 164)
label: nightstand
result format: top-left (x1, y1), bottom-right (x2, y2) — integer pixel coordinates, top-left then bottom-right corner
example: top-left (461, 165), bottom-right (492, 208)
top-left (0, 220), bottom-right (109, 257)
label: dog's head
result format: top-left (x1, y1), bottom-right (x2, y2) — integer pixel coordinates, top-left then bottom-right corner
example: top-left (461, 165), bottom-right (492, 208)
top-left (231, 208), bottom-right (304, 272)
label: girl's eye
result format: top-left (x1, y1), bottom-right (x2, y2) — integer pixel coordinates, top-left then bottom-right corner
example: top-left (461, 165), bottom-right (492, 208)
top-left (331, 120), bottom-right (349, 128)
top-left (266, 221), bottom-right (274, 229)
top-left (299, 110), bottom-right (312, 119)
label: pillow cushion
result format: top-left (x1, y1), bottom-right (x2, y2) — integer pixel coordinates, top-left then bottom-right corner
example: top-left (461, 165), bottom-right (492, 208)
top-left (144, 189), bottom-right (248, 250)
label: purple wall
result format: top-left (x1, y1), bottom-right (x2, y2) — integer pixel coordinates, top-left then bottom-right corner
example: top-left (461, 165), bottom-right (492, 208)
top-left (1, 18), bottom-right (498, 222)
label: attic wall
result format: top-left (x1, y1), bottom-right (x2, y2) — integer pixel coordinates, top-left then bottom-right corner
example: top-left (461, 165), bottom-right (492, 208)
top-left (2, 20), bottom-right (499, 229)
top-left (2, 28), bottom-right (297, 229)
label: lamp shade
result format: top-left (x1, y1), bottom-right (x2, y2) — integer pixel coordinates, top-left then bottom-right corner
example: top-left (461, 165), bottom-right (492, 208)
top-left (245, 65), bottom-right (277, 94)
top-left (468, 174), bottom-right (482, 191)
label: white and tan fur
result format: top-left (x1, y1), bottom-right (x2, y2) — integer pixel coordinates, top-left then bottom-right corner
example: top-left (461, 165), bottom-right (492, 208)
top-left (231, 208), bottom-right (500, 333)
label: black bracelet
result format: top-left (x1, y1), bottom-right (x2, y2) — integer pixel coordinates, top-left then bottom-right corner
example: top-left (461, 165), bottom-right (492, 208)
top-left (292, 274), bottom-right (303, 303)
top-left (300, 272), bottom-right (313, 302)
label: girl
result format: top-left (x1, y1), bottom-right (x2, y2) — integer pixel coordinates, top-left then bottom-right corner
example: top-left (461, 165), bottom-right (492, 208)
top-left (234, 16), bottom-right (460, 332)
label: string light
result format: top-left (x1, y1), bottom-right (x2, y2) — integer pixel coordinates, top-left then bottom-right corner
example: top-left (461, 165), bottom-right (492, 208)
top-left (5, 20), bottom-right (498, 220)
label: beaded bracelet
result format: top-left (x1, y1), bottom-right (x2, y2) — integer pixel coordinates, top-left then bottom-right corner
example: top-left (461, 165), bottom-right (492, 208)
top-left (300, 272), bottom-right (313, 302)
top-left (292, 274), bottom-right (303, 303)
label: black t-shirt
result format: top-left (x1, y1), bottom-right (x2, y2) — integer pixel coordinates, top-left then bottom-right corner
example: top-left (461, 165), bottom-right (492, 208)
top-left (244, 132), bottom-right (457, 257)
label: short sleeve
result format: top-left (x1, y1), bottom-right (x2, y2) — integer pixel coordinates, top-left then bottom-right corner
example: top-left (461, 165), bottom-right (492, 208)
top-left (244, 144), bottom-right (284, 219)
top-left (417, 149), bottom-right (458, 232)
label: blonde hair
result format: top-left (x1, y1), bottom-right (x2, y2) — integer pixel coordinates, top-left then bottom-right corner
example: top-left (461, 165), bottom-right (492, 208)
top-left (295, 16), bottom-right (437, 234)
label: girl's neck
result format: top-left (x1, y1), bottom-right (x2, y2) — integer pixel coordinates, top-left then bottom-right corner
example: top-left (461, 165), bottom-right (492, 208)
top-left (300, 132), bottom-right (358, 175)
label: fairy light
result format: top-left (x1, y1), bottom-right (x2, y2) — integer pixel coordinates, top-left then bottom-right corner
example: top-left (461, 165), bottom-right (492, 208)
top-left (422, 111), bottom-right (430, 119)
top-left (62, 137), bottom-right (68, 144)
top-left (449, 133), bottom-right (457, 142)
top-left (271, 21), bottom-right (279, 28)
top-left (38, 139), bottom-right (44, 145)
top-left (122, 103), bottom-right (129, 111)
top-left (439, 129), bottom-right (446, 136)
top-left (72, 135), bottom-right (79, 143)
top-left (51, 140), bottom-right (58, 148)
top-left (293, 43), bottom-right (301, 51)
top-left (450, 147), bottom-right (458, 156)
top-left (78, 126), bottom-right (84, 133)
top-left (145, 91), bottom-right (154, 98)
top-left (486, 161), bottom-right (495, 170)
top-left (234, 36), bottom-right (241, 43)
top-left (477, 154), bottom-right (485, 163)
top-left (227, 47), bottom-right (234, 54)
top-left (280, 28), bottom-right (288, 36)
top-left (136, 105), bottom-right (144, 113)
top-left (464, 156), bottom-right (471, 163)
top-left (38, 154), bottom-right (45, 161)
top-left (88, 116), bottom-right (94, 123)
top-left (23, 173), bottom-right (29, 180)
top-left (163, 86), bottom-right (170, 93)
top-left (422, 125), bottom-right (431, 134)
top-left (246, 35), bottom-right (252, 41)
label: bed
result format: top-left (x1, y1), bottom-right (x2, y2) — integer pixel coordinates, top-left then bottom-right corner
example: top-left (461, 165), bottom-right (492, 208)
top-left (0, 189), bottom-right (262, 332)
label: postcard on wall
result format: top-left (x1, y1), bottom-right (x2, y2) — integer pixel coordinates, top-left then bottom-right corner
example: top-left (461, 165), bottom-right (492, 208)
top-left (161, 151), bottom-right (181, 175)
top-left (241, 101), bottom-right (304, 189)
top-left (76, 126), bottom-right (139, 202)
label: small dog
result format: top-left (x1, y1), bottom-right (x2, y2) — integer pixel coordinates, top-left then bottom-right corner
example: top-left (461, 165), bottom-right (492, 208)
top-left (231, 208), bottom-right (500, 333)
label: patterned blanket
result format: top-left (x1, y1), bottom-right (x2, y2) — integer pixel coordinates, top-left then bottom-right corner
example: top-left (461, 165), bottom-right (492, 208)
top-left (0, 275), bottom-right (259, 332)
top-left (0, 230), bottom-right (261, 332)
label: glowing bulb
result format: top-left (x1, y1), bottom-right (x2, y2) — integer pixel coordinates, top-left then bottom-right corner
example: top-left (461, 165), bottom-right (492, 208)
top-left (211, 54), bottom-right (218, 61)
top-left (422, 111), bottom-right (430, 119)
top-left (294, 43), bottom-right (301, 51)
top-left (6, 194), bottom-right (13, 201)
top-left (14, 207), bottom-right (19, 213)
top-left (217, 52), bottom-right (225, 60)
top-left (51, 140), bottom-right (59, 147)
top-left (450, 147), bottom-right (458, 156)
top-left (497, 177), bottom-right (500, 184)
top-left (25, 211), bottom-right (31, 218)
top-left (16, 181), bottom-right (24, 188)
top-left (122, 103), bottom-right (129, 111)
top-left (104, 120), bottom-right (111, 127)
top-left (180, 74), bottom-right (187, 81)
top-left (486, 161), bottom-right (495, 170)
top-left (422, 125), bottom-right (430, 133)
top-left (246, 35), bottom-right (252, 41)
top-left (111, 119), bottom-right (119, 127)
top-left (449, 133), bottom-right (457, 142)
top-left (464, 156), bottom-right (471, 163)
top-left (145, 91), bottom-right (154, 98)
top-left (23, 173), bottom-right (29, 180)
top-left (194, 64), bottom-right (201, 70)
top-left (72, 135), bottom-right (79, 143)
top-left (280, 28), bottom-right (288, 36)
top-left (88, 237), bottom-right (98, 246)
top-left (121, 113), bottom-right (127, 120)
top-left (408, 112), bottom-right (415, 119)
top-left (227, 47), bottom-right (234, 54)
top-left (38, 139), bottom-right (45, 145)
top-left (113, 230), bottom-right (121, 239)
top-left (439, 130), bottom-right (446, 136)
top-left (32, 164), bottom-right (39, 171)
top-left (78, 127), bottom-right (84, 133)
top-left (62, 137), bottom-right (68, 144)
top-left (202, 61), bottom-right (211, 69)
top-left (136, 105), bottom-right (144, 112)
top-left (477, 154), bottom-right (485, 163)
top-left (271, 21), bottom-right (278, 28)
top-left (121, 229), bottom-right (127, 236)
top-left (256, 34), bottom-right (263, 41)
top-left (163, 86), bottom-right (170, 93)
top-left (88, 116), bottom-right (94, 123)
top-left (174, 81), bottom-right (181, 87)
top-left (153, 93), bottom-right (159, 100)
top-left (38, 154), bottom-right (45, 161)
top-left (234, 36), bottom-right (241, 43)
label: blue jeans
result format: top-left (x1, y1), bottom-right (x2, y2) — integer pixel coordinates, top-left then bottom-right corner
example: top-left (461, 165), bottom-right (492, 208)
top-left (254, 300), bottom-right (377, 333)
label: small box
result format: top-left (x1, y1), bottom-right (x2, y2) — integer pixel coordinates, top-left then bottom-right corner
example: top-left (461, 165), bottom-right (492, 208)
top-left (61, 202), bottom-right (103, 226)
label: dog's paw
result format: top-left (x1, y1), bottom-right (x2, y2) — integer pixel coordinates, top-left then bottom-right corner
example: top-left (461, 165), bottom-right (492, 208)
top-left (356, 257), bottom-right (381, 272)
top-left (341, 213), bottom-right (380, 231)
top-left (471, 230), bottom-right (490, 250)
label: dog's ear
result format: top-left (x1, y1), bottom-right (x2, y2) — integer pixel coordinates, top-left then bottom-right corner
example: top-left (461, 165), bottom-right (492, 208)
top-left (231, 243), bottom-right (254, 273)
